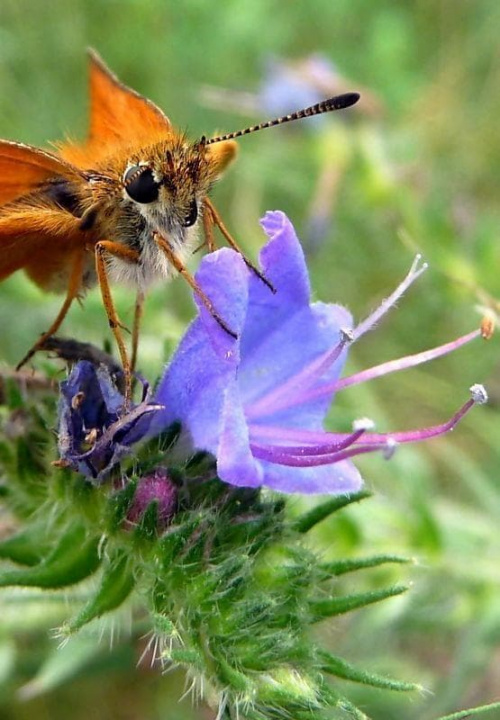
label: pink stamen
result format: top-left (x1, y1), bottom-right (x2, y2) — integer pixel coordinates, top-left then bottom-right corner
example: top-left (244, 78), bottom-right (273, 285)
top-left (336, 328), bottom-right (482, 391)
top-left (297, 327), bottom-right (482, 405)
top-left (248, 387), bottom-right (485, 468)
top-left (250, 441), bottom-right (381, 467)
top-left (353, 255), bottom-right (427, 341)
top-left (354, 391), bottom-right (482, 445)
top-left (248, 427), bottom-right (367, 457)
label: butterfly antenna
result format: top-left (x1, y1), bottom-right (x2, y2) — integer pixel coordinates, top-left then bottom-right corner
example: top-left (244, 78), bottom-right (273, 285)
top-left (203, 92), bottom-right (360, 145)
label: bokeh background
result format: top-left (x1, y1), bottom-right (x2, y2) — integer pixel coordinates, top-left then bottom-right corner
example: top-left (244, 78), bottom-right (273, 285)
top-left (0, 1), bottom-right (499, 718)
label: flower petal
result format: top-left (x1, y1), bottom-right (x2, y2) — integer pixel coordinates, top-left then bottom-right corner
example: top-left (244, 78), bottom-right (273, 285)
top-left (192, 247), bottom-right (249, 359)
top-left (258, 458), bottom-right (364, 495)
top-left (259, 211), bottom-right (311, 308)
top-left (217, 384), bottom-right (264, 487)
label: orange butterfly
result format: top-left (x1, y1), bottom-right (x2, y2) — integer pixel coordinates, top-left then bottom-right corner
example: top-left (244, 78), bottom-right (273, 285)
top-left (0, 50), bottom-right (359, 401)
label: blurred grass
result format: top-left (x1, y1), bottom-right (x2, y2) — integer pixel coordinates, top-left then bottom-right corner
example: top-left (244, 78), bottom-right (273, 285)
top-left (0, 1), bottom-right (499, 719)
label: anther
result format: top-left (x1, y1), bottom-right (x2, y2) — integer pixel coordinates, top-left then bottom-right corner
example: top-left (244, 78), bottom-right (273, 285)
top-left (71, 391), bottom-right (85, 410)
top-left (480, 315), bottom-right (495, 340)
top-left (383, 437), bottom-right (398, 460)
top-left (340, 327), bottom-right (355, 343)
top-left (469, 384), bottom-right (488, 405)
top-left (352, 417), bottom-right (375, 432)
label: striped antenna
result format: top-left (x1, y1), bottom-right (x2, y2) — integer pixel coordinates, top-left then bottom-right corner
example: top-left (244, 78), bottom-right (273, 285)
top-left (203, 92), bottom-right (360, 146)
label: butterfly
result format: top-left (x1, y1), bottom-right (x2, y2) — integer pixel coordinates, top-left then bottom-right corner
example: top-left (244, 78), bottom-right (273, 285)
top-left (0, 50), bottom-right (359, 401)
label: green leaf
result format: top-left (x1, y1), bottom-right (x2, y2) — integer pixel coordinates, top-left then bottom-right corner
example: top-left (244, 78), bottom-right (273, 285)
top-left (0, 525), bottom-right (52, 566)
top-left (310, 584), bottom-right (408, 621)
top-left (216, 657), bottom-right (252, 692)
top-left (293, 491), bottom-right (372, 534)
top-left (17, 636), bottom-right (103, 699)
top-left (134, 500), bottom-right (160, 540)
top-left (320, 554), bottom-right (411, 577)
top-left (63, 550), bottom-right (135, 634)
top-left (107, 479), bottom-right (137, 532)
top-left (318, 650), bottom-right (420, 692)
top-left (322, 685), bottom-right (372, 720)
top-left (170, 648), bottom-right (204, 668)
top-left (0, 525), bottom-right (101, 589)
top-left (0, 638), bottom-right (16, 686)
top-left (435, 701), bottom-right (500, 719)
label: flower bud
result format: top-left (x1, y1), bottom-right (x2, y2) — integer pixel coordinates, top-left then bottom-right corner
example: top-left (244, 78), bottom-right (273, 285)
top-left (125, 469), bottom-right (178, 531)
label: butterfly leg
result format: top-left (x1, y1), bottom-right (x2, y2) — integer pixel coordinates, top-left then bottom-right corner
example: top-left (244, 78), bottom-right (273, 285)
top-left (201, 202), bottom-right (217, 252)
top-left (154, 232), bottom-right (236, 339)
top-left (16, 251), bottom-right (85, 370)
top-left (95, 240), bottom-right (140, 405)
top-left (131, 290), bottom-right (145, 374)
top-left (203, 197), bottom-right (275, 292)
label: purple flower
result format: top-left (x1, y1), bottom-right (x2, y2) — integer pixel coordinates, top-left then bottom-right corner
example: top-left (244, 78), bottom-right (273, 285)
top-left (259, 55), bottom-right (340, 127)
top-left (57, 212), bottom-right (487, 493)
top-left (152, 211), bottom-right (487, 494)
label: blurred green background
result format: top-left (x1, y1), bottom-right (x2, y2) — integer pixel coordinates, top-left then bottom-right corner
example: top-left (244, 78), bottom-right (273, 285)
top-left (0, 1), bottom-right (499, 718)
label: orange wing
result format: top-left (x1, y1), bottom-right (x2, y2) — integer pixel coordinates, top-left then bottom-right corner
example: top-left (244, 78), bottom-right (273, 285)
top-left (0, 202), bottom-right (84, 286)
top-left (0, 141), bottom-right (84, 206)
top-left (59, 49), bottom-right (174, 167)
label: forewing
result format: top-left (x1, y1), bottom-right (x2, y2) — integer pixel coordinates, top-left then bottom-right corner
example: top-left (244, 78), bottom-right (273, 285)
top-left (59, 49), bottom-right (174, 167)
top-left (0, 141), bottom-right (84, 206)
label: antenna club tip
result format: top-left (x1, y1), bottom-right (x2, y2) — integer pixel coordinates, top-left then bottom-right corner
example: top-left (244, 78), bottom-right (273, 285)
top-left (333, 92), bottom-right (360, 109)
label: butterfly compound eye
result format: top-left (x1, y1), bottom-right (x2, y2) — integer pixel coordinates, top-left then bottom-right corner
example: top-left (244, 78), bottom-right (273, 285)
top-left (123, 165), bottom-right (160, 204)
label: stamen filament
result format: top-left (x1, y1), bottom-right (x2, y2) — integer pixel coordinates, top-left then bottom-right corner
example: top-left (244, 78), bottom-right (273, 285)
top-left (248, 427), bottom-right (367, 457)
top-left (296, 327), bottom-right (481, 405)
top-left (336, 328), bottom-right (482, 391)
top-left (355, 396), bottom-right (477, 445)
top-left (353, 255), bottom-right (427, 341)
top-left (245, 331), bottom-right (350, 420)
top-left (250, 441), bottom-right (382, 467)
top-left (249, 389), bottom-right (483, 468)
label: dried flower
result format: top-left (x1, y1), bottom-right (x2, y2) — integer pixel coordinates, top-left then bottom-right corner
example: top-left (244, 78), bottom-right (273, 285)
top-left (58, 361), bottom-right (160, 482)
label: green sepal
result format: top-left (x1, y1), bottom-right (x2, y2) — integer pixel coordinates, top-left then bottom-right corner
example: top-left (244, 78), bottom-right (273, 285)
top-left (170, 648), bottom-right (204, 669)
top-left (320, 554), bottom-right (411, 577)
top-left (0, 524), bottom-right (100, 589)
top-left (256, 668), bottom-right (320, 707)
top-left (216, 656), bottom-right (253, 693)
top-left (107, 479), bottom-right (137, 532)
top-left (321, 685), bottom-right (371, 719)
top-left (134, 500), bottom-right (160, 541)
top-left (158, 514), bottom-right (206, 566)
top-left (63, 550), bottom-right (135, 634)
top-left (151, 613), bottom-right (176, 636)
top-left (318, 649), bottom-right (420, 692)
top-left (335, 699), bottom-right (370, 720)
top-left (310, 584), bottom-right (408, 621)
top-left (293, 491), bottom-right (372, 534)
